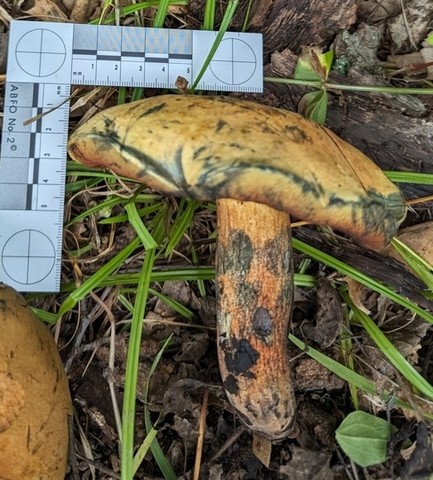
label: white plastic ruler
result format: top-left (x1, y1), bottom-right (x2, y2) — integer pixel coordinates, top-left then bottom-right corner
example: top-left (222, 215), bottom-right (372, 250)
top-left (0, 20), bottom-right (263, 292)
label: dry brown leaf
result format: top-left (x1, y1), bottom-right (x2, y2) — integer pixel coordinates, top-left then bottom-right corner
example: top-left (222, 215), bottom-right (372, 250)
top-left (70, 89), bottom-right (116, 130)
top-left (252, 434), bottom-right (272, 468)
top-left (380, 315), bottom-right (429, 362)
top-left (295, 358), bottom-right (345, 391)
top-left (385, 221), bottom-right (433, 273)
top-left (346, 277), bottom-right (371, 314)
top-left (66, 0), bottom-right (99, 22)
top-left (279, 446), bottom-right (333, 480)
top-left (69, 87), bottom-right (105, 114)
top-left (154, 280), bottom-right (192, 317)
top-left (23, 0), bottom-right (68, 20)
top-left (301, 277), bottom-right (345, 347)
top-left (401, 441), bottom-right (417, 461)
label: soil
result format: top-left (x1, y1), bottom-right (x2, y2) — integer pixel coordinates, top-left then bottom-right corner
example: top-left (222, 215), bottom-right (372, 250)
top-left (1, 1), bottom-right (433, 479)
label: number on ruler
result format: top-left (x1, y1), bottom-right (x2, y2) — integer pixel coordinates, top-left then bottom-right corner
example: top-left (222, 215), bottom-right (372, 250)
top-left (7, 138), bottom-right (17, 151)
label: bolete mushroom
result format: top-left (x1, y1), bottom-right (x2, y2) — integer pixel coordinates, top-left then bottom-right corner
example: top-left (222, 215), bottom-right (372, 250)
top-left (68, 94), bottom-right (406, 440)
top-left (0, 283), bottom-right (71, 479)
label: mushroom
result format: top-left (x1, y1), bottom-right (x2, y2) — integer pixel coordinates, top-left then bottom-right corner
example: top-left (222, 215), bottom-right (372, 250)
top-left (68, 94), bottom-right (406, 440)
top-left (0, 283), bottom-right (71, 479)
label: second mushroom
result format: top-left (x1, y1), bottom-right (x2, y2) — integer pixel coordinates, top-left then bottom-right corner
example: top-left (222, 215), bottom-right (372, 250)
top-left (68, 94), bottom-right (406, 441)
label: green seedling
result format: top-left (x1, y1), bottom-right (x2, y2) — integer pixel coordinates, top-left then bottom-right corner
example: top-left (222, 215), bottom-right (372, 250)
top-left (336, 411), bottom-right (395, 467)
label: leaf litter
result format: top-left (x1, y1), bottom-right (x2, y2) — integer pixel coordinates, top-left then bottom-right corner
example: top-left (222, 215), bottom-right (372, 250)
top-left (1, 1), bottom-right (433, 478)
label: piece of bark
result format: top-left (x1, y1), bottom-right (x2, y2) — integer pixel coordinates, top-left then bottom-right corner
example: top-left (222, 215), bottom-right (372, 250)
top-left (387, 0), bottom-right (433, 52)
top-left (344, 68), bottom-right (426, 117)
top-left (248, 0), bottom-right (357, 59)
top-left (189, 0), bottom-right (357, 61)
top-left (325, 90), bottom-right (433, 199)
top-left (294, 227), bottom-right (433, 311)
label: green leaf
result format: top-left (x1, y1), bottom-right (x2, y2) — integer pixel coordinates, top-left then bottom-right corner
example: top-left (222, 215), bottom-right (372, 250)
top-left (294, 54), bottom-right (322, 82)
top-left (321, 50), bottom-right (334, 78)
top-left (294, 48), bottom-right (333, 82)
top-left (425, 32), bottom-right (433, 46)
top-left (298, 90), bottom-right (328, 124)
top-left (335, 411), bottom-right (393, 467)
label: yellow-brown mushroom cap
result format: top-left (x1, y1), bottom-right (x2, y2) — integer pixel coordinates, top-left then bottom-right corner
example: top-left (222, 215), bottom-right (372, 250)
top-left (68, 95), bottom-right (406, 250)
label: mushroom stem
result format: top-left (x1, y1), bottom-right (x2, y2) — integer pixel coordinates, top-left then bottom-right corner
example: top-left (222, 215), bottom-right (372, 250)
top-left (216, 199), bottom-right (296, 440)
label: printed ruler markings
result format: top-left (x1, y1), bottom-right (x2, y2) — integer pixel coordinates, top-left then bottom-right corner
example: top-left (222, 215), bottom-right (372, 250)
top-left (0, 81), bottom-right (70, 290)
top-left (1, 21), bottom-right (262, 292)
top-left (28, 83), bottom-right (38, 211)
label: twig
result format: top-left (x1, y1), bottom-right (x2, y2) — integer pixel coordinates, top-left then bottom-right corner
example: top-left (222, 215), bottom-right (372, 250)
top-left (193, 387), bottom-right (209, 480)
top-left (399, 0), bottom-right (417, 51)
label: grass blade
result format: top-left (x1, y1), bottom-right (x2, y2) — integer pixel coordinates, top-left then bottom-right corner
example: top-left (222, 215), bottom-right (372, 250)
top-left (60, 270), bottom-right (313, 292)
top-left (143, 336), bottom-right (177, 479)
top-left (57, 237), bottom-right (141, 318)
top-left (384, 171), bottom-right (433, 185)
top-left (121, 248), bottom-right (157, 479)
top-left (203, 0), bottom-right (216, 30)
top-left (190, 0), bottom-right (240, 91)
top-left (241, 0), bottom-right (253, 31)
top-left (391, 237), bottom-right (433, 294)
top-left (165, 199), bottom-right (199, 256)
top-left (289, 334), bottom-right (378, 395)
top-left (153, 0), bottom-right (171, 28)
top-left (125, 202), bottom-right (159, 249)
top-left (344, 293), bottom-right (433, 401)
top-left (65, 196), bottom-right (128, 227)
top-left (133, 429), bottom-right (158, 475)
top-left (289, 334), bottom-right (433, 418)
top-left (292, 238), bottom-right (433, 324)
top-left (92, 1), bottom-right (189, 25)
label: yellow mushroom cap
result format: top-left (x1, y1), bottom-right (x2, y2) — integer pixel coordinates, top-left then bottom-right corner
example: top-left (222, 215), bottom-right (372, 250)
top-left (68, 95), bottom-right (406, 250)
top-left (0, 284), bottom-right (71, 479)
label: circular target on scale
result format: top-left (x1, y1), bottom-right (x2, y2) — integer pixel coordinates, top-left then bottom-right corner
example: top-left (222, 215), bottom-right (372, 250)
top-left (15, 29), bottom-right (66, 77)
top-left (210, 38), bottom-right (257, 85)
top-left (2, 230), bottom-right (56, 285)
